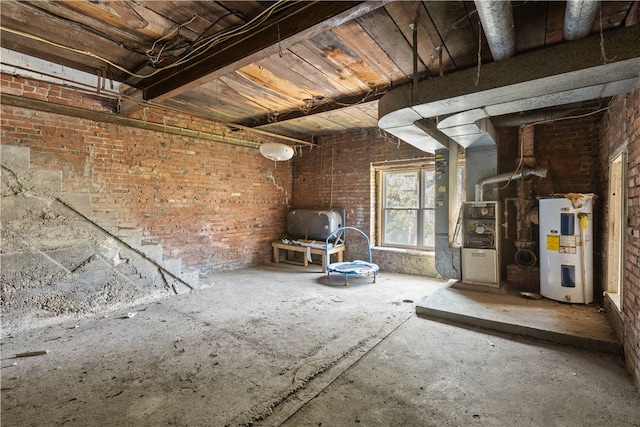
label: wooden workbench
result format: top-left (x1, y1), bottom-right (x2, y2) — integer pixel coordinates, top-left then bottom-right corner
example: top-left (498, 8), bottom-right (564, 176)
top-left (271, 241), bottom-right (345, 273)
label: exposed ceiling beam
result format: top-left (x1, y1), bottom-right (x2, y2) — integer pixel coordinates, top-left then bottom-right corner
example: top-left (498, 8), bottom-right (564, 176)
top-left (137, 1), bottom-right (391, 102)
top-left (235, 93), bottom-right (385, 128)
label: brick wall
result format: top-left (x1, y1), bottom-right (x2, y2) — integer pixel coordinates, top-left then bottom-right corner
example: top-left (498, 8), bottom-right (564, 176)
top-left (1, 73), bottom-right (291, 271)
top-left (496, 109), bottom-right (604, 291)
top-left (599, 82), bottom-right (640, 387)
top-left (292, 128), bottom-right (439, 276)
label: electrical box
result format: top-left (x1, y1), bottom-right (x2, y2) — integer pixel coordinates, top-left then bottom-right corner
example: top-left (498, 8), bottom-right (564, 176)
top-left (461, 201), bottom-right (500, 287)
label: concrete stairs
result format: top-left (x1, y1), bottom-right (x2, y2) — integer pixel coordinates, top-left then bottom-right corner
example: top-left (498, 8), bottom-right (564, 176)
top-left (1, 144), bottom-right (199, 333)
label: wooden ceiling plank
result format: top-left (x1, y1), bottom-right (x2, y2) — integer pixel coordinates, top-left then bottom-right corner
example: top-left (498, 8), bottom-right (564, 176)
top-left (290, 40), bottom-right (371, 96)
top-left (597, 1), bottom-right (635, 29)
top-left (140, 1), bottom-right (391, 101)
top-left (257, 49), bottom-right (345, 101)
top-left (10, 1), bottom-right (151, 50)
top-left (331, 20), bottom-right (408, 85)
top-left (236, 90), bottom-right (384, 128)
top-left (50, 0), bottom-right (199, 41)
top-left (396, 1), bottom-right (457, 76)
top-left (422, 1), bottom-right (478, 69)
top-left (513, 1), bottom-right (549, 52)
top-left (464, 1), bottom-right (494, 64)
top-left (305, 31), bottom-right (388, 92)
top-left (218, 72), bottom-right (301, 114)
top-left (356, 7), bottom-right (425, 78)
top-left (545, 2), bottom-right (565, 45)
top-left (261, 114), bottom-right (346, 135)
top-left (383, 1), bottom-right (438, 77)
top-left (137, 1), bottom-right (249, 37)
top-left (166, 79), bottom-right (257, 122)
top-left (1, 2), bottom-right (145, 80)
top-left (255, 99), bottom-right (380, 136)
top-left (237, 62), bottom-right (318, 106)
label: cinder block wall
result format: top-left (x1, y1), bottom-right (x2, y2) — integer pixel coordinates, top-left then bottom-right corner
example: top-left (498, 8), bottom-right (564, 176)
top-left (292, 128), bottom-right (438, 277)
top-left (1, 73), bottom-right (291, 271)
top-left (599, 81), bottom-right (640, 387)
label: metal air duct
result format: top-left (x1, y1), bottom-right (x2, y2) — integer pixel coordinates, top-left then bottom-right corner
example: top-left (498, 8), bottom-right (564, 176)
top-left (564, 0), bottom-right (600, 41)
top-left (475, 167), bottom-right (547, 201)
top-left (474, 0), bottom-right (516, 61)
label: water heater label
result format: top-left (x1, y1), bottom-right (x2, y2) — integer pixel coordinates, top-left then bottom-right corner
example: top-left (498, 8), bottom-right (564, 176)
top-left (546, 235), bottom-right (560, 251)
top-left (559, 235), bottom-right (577, 254)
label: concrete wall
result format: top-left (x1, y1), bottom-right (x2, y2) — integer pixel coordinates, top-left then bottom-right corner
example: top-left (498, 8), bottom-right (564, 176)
top-left (292, 128), bottom-right (438, 277)
top-left (1, 73), bottom-right (291, 272)
top-left (599, 81), bottom-right (640, 387)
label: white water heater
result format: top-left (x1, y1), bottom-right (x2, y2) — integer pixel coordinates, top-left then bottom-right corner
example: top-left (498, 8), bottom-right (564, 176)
top-left (539, 195), bottom-right (594, 304)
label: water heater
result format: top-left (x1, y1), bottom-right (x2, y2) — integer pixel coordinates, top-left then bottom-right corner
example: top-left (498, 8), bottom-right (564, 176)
top-left (539, 195), bottom-right (594, 303)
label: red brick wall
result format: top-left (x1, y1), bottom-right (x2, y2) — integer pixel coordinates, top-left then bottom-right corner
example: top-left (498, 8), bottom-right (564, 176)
top-left (599, 82), bottom-right (640, 387)
top-left (532, 109), bottom-right (603, 196)
top-left (292, 128), bottom-right (439, 276)
top-left (495, 109), bottom-right (604, 290)
top-left (1, 73), bottom-right (291, 270)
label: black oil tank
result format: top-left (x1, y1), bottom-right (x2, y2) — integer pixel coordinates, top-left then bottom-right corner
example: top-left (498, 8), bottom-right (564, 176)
top-left (286, 209), bottom-right (343, 240)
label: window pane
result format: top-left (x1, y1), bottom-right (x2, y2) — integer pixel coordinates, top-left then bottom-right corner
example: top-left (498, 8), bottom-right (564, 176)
top-left (384, 171), bottom-right (418, 208)
top-left (423, 169), bottom-right (435, 209)
top-left (423, 209), bottom-right (435, 247)
top-left (384, 210), bottom-right (417, 245)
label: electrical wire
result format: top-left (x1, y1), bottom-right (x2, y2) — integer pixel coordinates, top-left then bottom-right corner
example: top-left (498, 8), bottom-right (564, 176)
top-left (146, 15), bottom-right (198, 66)
top-left (0, 0), bottom-right (290, 80)
top-left (191, 10), bottom-right (250, 46)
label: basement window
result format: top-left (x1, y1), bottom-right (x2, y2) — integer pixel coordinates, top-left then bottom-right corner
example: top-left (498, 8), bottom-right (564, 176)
top-left (380, 168), bottom-right (436, 250)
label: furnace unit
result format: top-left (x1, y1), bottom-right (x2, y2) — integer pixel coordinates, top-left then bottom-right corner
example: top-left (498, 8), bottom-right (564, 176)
top-left (461, 201), bottom-right (500, 287)
top-left (539, 195), bottom-right (594, 304)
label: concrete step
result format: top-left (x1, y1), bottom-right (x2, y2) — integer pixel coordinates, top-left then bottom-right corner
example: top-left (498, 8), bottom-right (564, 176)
top-left (90, 210), bottom-right (119, 229)
top-left (29, 169), bottom-right (62, 195)
top-left (1, 144), bottom-right (193, 299)
top-left (113, 227), bottom-right (143, 248)
top-left (1, 145), bottom-right (30, 171)
top-left (416, 284), bottom-right (622, 355)
top-left (59, 192), bottom-right (92, 217)
top-left (140, 243), bottom-right (163, 263)
top-left (162, 256), bottom-right (182, 276)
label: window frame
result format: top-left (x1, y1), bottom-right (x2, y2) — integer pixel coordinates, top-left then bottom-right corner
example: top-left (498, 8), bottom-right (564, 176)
top-left (605, 146), bottom-right (627, 311)
top-left (379, 166), bottom-right (437, 250)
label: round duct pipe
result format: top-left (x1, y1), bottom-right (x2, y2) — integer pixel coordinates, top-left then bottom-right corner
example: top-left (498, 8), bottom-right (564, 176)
top-left (474, 0), bottom-right (516, 61)
top-left (564, 0), bottom-right (600, 41)
top-left (475, 167), bottom-right (547, 201)
top-left (515, 248), bottom-right (538, 267)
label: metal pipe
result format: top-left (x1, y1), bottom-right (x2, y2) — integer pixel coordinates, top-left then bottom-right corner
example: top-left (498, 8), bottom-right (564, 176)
top-left (475, 168), bottom-right (547, 201)
top-left (474, 0), bottom-right (516, 61)
top-left (564, 0), bottom-right (600, 41)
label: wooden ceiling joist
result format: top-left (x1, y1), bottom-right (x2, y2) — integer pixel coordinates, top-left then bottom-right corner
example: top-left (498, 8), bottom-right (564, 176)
top-left (137, 1), bottom-right (391, 102)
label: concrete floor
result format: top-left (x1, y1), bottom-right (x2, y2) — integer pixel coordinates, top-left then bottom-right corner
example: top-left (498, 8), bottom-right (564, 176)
top-left (1, 264), bottom-right (639, 426)
top-left (416, 283), bottom-right (622, 354)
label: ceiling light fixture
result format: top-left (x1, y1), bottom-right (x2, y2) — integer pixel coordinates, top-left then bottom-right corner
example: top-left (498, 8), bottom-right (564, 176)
top-left (260, 142), bottom-right (294, 161)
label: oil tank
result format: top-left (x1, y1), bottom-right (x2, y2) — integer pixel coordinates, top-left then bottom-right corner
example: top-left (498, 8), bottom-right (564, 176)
top-left (287, 209), bottom-right (343, 240)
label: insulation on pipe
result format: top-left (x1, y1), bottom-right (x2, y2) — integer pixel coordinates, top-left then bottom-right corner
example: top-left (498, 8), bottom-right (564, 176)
top-left (474, 0), bottom-right (516, 61)
top-left (564, 0), bottom-right (600, 41)
top-left (475, 168), bottom-right (547, 201)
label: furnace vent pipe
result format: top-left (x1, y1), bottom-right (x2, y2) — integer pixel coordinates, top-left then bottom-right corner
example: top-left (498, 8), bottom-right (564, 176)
top-left (475, 168), bottom-right (547, 201)
top-left (474, 0), bottom-right (516, 61)
top-left (564, 0), bottom-right (600, 41)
